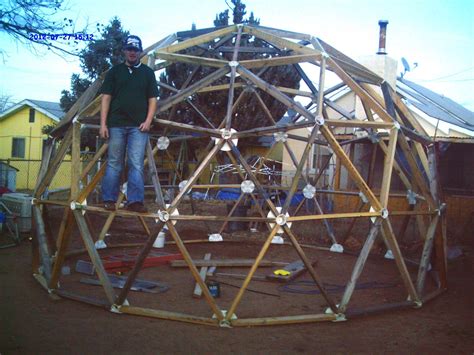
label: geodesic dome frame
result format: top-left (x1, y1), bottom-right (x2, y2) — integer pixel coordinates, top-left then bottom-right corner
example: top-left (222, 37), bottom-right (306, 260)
top-left (31, 24), bottom-right (447, 327)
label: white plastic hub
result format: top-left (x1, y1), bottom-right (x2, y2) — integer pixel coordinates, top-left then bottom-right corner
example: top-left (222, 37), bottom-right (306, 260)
top-left (95, 240), bottom-right (107, 250)
top-left (384, 249), bottom-right (395, 260)
top-left (156, 204), bottom-right (179, 225)
top-left (273, 132), bottom-right (288, 142)
top-left (271, 235), bottom-right (284, 244)
top-left (240, 180), bottom-right (255, 194)
top-left (330, 243), bottom-right (344, 253)
top-left (303, 184), bottom-right (316, 199)
top-left (213, 128), bottom-right (238, 151)
top-left (157, 136), bottom-right (170, 150)
top-left (369, 206), bottom-right (376, 224)
top-left (315, 115), bottom-right (325, 126)
top-left (208, 233), bottom-right (223, 242)
top-left (267, 207), bottom-right (292, 233)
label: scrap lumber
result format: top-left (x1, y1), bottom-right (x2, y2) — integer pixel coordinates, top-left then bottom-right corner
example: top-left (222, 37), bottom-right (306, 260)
top-left (193, 253), bottom-right (212, 298)
top-left (171, 259), bottom-right (287, 268)
top-left (75, 251), bottom-right (183, 274)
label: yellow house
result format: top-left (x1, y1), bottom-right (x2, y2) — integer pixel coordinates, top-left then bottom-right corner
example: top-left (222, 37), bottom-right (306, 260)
top-left (0, 99), bottom-right (68, 190)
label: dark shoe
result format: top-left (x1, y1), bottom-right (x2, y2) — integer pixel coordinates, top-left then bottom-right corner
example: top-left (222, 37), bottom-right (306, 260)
top-left (126, 202), bottom-right (147, 213)
top-left (104, 201), bottom-right (116, 211)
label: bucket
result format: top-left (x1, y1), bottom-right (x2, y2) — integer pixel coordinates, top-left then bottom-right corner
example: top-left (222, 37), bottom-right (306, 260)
top-left (153, 232), bottom-right (166, 248)
top-left (207, 281), bottom-right (220, 297)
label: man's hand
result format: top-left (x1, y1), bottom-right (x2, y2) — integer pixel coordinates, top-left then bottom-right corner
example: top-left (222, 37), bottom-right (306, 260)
top-left (140, 98), bottom-right (157, 132)
top-left (139, 120), bottom-right (151, 132)
top-left (100, 125), bottom-right (109, 139)
top-left (100, 94), bottom-right (112, 139)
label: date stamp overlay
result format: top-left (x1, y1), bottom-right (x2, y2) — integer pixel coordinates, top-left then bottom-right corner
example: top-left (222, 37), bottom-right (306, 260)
top-left (29, 33), bottom-right (94, 41)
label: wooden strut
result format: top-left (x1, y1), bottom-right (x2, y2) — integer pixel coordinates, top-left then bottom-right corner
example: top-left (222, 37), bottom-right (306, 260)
top-left (416, 214), bottom-right (440, 295)
top-left (227, 140), bottom-right (339, 317)
top-left (73, 210), bottom-right (116, 305)
top-left (224, 25), bottom-right (243, 130)
top-left (253, 86), bottom-right (337, 243)
top-left (29, 24), bottom-right (447, 327)
top-left (339, 220), bottom-right (381, 313)
top-left (115, 141), bottom-right (225, 309)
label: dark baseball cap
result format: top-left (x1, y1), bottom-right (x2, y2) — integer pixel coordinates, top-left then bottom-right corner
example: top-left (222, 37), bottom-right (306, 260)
top-left (123, 35), bottom-right (143, 51)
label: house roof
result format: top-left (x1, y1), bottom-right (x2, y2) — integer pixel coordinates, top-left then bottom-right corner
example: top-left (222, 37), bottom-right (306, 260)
top-left (397, 78), bottom-right (474, 131)
top-left (0, 99), bottom-right (64, 122)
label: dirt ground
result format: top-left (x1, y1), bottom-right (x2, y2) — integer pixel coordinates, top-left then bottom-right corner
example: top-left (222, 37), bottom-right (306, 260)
top-left (1, 203), bottom-right (473, 354)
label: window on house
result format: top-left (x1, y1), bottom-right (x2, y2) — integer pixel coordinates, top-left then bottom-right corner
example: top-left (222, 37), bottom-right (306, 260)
top-left (29, 108), bottom-right (35, 123)
top-left (12, 138), bottom-right (26, 158)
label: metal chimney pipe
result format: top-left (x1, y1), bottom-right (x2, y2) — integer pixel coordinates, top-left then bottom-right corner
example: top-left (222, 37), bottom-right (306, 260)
top-left (377, 20), bottom-right (389, 55)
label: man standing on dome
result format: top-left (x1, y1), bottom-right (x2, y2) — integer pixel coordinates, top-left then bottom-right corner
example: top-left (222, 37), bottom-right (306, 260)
top-left (99, 35), bottom-right (158, 212)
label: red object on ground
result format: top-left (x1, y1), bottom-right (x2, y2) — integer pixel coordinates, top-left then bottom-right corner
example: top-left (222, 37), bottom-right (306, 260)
top-left (100, 251), bottom-right (183, 272)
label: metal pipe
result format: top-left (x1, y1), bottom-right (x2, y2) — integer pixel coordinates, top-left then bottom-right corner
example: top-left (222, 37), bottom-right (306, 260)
top-left (377, 20), bottom-right (389, 55)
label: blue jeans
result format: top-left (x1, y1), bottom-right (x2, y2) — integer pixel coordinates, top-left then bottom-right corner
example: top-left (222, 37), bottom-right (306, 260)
top-left (102, 127), bottom-right (148, 204)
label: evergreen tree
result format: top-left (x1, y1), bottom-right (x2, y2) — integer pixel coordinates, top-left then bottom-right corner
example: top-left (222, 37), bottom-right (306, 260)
top-left (60, 18), bottom-right (128, 112)
top-left (158, 0), bottom-right (298, 133)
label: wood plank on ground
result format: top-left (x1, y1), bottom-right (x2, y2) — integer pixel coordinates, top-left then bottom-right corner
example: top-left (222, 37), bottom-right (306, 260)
top-left (171, 259), bottom-right (287, 268)
top-left (193, 253), bottom-right (211, 298)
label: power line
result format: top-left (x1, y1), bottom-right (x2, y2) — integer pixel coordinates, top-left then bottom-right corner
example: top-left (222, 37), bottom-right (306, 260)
top-left (421, 66), bottom-right (474, 82)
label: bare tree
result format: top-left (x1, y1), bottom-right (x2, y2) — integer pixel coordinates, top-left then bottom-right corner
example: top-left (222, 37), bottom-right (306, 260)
top-left (0, 0), bottom-right (90, 57)
top-left (0, 92), bottom-right (13, 113)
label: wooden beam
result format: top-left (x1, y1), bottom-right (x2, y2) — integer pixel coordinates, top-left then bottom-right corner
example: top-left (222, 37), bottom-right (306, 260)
top-left (325, 119), bottom-right (393, 129)
top-left (416, 214), bottom-right (440, 295)
top-left (34, 127), bottom-right (73, 198)
top-left (193, 253), bottom-right (211, 298)
top-left (225, 225), bottom-right (281, 321)
top-left (159, 25), bottom-right (237, 53)
top-left (379, 128), bottom-right (398, 208)
top-left (243, 26), bottom-right (318, 55)
top-left (166, 222), bottom-right (225, 322)
top-left (320, 125), bottom-right (382, 211)
top-left (240, 53), bottom-right (321, 69)
top-left (171, 258), bottom-right (284, 268)
top-left (237, 66), bottom-right (314, 121)
top-left (121, 306), bottom-right (218, 327)
top-left (73, 211), bottom-right (116, 305)
top-left (326, 57), bottom-right (393, 123)
top-left (339, 220), bottom-right (381, 312)
top-left (381, 219), bottom-right (420, 302)
top-left (156, 67), bottom-right (229, 113)
top-left (155, 52), bottom-right (227, 68)
top-left (32, 205), bottom-right (52, 281)
top-left (231, 314), bottom-right (336, 326)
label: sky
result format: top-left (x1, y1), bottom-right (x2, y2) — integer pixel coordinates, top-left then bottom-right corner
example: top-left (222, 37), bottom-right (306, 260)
top-left (1, 0), bottom-right (473, 116)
